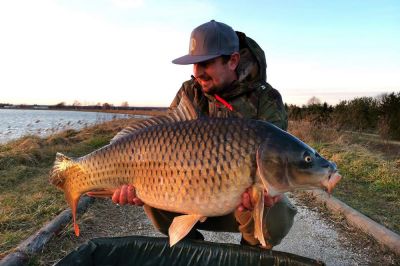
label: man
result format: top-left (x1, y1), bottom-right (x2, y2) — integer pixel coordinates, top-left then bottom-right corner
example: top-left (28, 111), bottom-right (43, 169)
top-left (112, 20), bottom-right (297, 248)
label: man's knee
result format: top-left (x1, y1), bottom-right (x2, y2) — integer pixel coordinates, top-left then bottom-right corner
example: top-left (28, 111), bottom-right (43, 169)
top-left (143, 205), bottom-right (205, 241)
top-left (264, 195), bottom-right (297, 245)
top-left (236, 195), bottom-right (297, 247)
top-left (143, 205), bottom-right (173, 235)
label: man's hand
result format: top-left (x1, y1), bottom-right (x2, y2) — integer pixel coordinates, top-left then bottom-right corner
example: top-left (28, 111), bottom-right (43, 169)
top-left (237, 187), bottom-right (282, 212)
top-left (112, 184), bottom-right (144, 206)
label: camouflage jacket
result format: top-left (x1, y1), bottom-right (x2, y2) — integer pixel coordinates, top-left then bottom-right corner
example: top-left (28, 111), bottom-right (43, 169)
top-left (170, 31), bottom-right (288, 131)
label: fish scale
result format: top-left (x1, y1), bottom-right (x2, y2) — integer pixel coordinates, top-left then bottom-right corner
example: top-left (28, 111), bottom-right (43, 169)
top-left (129, 119), bottom-right (255, 215)
top-left (50, 100), bottom-right (341, 246)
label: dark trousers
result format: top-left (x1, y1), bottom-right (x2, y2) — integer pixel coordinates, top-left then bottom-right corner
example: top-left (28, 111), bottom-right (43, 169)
top-left (143, 194), bottom-right (297, 247)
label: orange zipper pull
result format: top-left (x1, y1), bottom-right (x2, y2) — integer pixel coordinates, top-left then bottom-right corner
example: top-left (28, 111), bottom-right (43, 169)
top-left (214, 94), bottom-right (233, 111)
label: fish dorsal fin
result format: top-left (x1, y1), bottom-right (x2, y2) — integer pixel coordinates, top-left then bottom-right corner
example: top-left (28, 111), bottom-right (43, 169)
top-left (110, 93), bottom-right (199, 143)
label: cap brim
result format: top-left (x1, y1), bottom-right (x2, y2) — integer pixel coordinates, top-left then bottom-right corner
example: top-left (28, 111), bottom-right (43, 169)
top-left (172, 54), bottom-right (220, 65)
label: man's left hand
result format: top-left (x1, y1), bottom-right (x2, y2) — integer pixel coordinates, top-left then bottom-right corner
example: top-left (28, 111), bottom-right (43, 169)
top-left (237, 188), bottom-right (283, 212)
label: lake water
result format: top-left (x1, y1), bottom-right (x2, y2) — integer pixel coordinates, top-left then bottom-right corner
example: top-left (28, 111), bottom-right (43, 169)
top-left (0, 109), bottom-right (146, 144)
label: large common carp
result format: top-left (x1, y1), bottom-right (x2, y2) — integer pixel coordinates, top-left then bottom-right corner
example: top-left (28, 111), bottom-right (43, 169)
top-left (50, 95), bottom-right (341, 247)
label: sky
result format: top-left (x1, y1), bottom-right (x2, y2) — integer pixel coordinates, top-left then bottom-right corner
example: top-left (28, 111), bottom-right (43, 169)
top-left (0, 0), bottom-right (399, 107)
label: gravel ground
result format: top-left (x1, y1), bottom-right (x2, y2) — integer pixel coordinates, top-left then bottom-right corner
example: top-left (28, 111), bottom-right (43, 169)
top-left (36, 193), bottom-right (398, 265)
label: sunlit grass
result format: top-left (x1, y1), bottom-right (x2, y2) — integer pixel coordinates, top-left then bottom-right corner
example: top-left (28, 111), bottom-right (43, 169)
top-left (0, 118), bottom-right (140, 257)
top-left (289, 120), bottom-right (400, 234)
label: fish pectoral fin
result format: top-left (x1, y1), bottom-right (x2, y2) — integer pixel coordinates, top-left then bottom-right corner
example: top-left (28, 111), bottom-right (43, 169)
top-left (251, 186), bottom-right (267, 247)
top-left (86, 189), bottom-right (115, 198)
top-left (168, 214), bottom-right (206, 246)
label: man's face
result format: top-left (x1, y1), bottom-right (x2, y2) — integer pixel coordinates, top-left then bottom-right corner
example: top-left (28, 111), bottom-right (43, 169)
top-left (193, 55), bottom-right (238, 94)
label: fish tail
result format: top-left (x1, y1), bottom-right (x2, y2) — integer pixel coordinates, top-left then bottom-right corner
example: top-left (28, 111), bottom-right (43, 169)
top-left (66, 191), bottom-right (81, 236)
top-left (49, 152), bottom-right (85, 236)
top-left (49, 152), bottom-right (76, 189)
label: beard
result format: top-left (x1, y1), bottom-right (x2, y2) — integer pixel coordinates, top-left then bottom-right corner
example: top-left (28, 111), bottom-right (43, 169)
top-left (201, 82), bottom-right (233, 95)
top-left (199, 78), bottom-right (231, 95)
top-left (194, 72), bottom-right (236, 95)
top-left (202, 85), bottom-right (219, 94)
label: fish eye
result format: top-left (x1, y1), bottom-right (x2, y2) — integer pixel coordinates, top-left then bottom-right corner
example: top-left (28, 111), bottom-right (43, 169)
top-left (303, 151), bottom-right (313, 163)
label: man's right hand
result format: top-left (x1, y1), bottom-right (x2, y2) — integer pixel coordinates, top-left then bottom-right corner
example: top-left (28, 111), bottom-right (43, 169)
top-left (112, 184), bottom-right (144, 206)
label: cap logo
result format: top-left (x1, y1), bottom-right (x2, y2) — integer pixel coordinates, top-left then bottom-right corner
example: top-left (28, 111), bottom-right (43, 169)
top-left (190, 38), bottom-right (197, 54)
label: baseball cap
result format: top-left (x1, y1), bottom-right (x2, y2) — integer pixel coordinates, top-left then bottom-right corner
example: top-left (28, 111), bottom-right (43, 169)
top-left (172, 20), bottom-right (239, 65)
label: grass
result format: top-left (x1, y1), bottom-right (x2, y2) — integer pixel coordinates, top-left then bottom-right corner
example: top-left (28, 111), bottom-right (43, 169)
top-left (289, 120), bottom-right (400, 234)
top-left (0, 118), bottom-right (139, 258)
top-left (319, 146), bottom-right (399, 232)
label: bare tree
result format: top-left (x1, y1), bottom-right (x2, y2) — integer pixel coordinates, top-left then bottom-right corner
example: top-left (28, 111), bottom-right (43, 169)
top-left (72, 100), bottom-right (82, 109)
top-left (307, 96), bottom-right (321, 106)
top-left (102, 102), bottom-right (113, 110)
top-left (121, 101), bottom-right (129, 107)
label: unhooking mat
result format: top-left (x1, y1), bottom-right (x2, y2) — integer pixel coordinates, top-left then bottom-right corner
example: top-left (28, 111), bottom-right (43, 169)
top-left (56, 235), bottom-right (325, 266)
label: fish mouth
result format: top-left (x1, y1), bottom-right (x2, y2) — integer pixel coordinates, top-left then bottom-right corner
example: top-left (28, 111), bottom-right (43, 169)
top-left (322, 171), bottom-right (342, 194)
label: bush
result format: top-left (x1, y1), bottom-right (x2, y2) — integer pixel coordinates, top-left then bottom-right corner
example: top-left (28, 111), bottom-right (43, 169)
top-left (287, 91), bottom-right (400, 140)
top-left (377, 92), bottom-right (400, 140)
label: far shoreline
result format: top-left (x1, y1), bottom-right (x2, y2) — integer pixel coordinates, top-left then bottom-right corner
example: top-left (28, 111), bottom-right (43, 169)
top-left (0, 106), bottom-right (168, 117)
